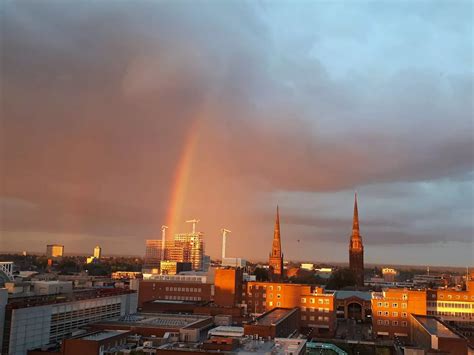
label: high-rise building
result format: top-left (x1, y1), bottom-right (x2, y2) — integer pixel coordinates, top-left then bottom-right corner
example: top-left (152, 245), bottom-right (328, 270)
top-left (143, 239), bottom-right (163, 271)
top-left (46, 244), bottom-right (64, 258)
top-left (269, 206), bottom-right (284, 281)
top-left (170, 233), bottom-right (205, 270)
top-left (349, 194), bottom-right (364, 287)
top-left (93, 245), bottom-right (102, 259)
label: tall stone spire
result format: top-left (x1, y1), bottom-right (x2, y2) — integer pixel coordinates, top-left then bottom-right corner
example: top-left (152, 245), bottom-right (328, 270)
top-left (271, 205), bottom-right (281, 257)
top-left (269, 205), bottom-right (284, 280)
top-left (353, 192), bottom-right (359, 234)
top-left (349, 192), bottom-right (364, 287)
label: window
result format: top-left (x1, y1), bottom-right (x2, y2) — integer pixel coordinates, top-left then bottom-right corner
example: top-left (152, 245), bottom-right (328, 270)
top-left (301, 307), bottom-right (306, 312)
top-left (269, 293), bottom-right (273, 299)
top-left (384, 320), bottom-right (390, 325)
top-left (401, 321), bottom-right (407, 327)
top-left (318, 316), bottom-right (323, 321)
top-left (301, 298), bottom-right (306, 303)
top-left (276, 302), bottom-right (281, 307)
top-left (401, 303), bottom-right (407, 309)
top-left (277, 294), bottom-right (281, 299)
top-left (318, 299), bottom-right (323, 304)
top-left (277, 286), bottom-right (281, 291)
top-left (377, 302), bottom-right (383, 307)
top-left (269, 286), bottom-right (273, 291)
top-left (311, 308), bottom-right (316, 312)
top-left (310, 298), bottom-right (316, 304)
top-left (384, 302), bottom-right (389, 307)
top-left (377, 311), bottom-right (382, 316)
top-left (393, 312), bottom-right (398, 317)
top-left (268, 301), bottom-right (273, 306)
top-left (439, 294), bottom-right (444, 299)
top-left (377, 320), bottom-right (383, 325)
top-left (324, 299), bottom-right (330, 304)
top-left (301, 315), bottom-right (306, 320)
top-left (392, 303), bottom-right (398, 308)
top-left (392, 321), bottom-right (398, 326)
top-left (401, 312), bottom-right (407, 318)
top-left (383, 311), bottom-right (389, 316)
top-left (310, 316), bottom-right (315, 321)
top-left (324, 316), bottom-right (329, 321)
top-left (402, 294), bottom-right (408, 300)
top-left (448, 294), bottom-right (452, 299)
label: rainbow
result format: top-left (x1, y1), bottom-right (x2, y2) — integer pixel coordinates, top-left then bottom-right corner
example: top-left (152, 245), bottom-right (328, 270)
top-left (165, 118), bottom-right (201, 234)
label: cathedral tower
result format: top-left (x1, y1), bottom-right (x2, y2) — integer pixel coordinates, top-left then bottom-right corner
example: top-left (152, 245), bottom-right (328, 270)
top-left (349, 193), bottom-right (364, 287)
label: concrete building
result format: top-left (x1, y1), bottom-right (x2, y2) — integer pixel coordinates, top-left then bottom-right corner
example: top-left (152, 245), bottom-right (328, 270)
top-left (410, 314), bottom-right (470, 355)
top-left (46, 245), bottom-right (64, 258)
top-left (372, 288), bottom-right (427, 340)
top-left (138, 274), bottom-right (213, 307)
top-left (1, 288), bottom-right (137, 355)
top-left (335, 290), bottom-right (372, 321)
top-left (243, 307), bottom-right (300, 338)
top-left (243, 282), bottom-right (336, 337)
top-left (214, 268), bottom-right (243, 307)
top-left (160, 261), bottom-right (192, 275)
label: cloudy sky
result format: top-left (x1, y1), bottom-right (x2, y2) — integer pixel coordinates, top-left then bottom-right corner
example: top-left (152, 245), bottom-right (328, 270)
top-left (1, 0), bottom-right (473, 266)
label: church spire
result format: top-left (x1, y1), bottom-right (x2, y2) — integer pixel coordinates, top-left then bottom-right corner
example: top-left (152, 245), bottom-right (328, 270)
top-left (271, 205), bottom-right (281, 257)
top-left (353, 192), bottom-right (359, 235)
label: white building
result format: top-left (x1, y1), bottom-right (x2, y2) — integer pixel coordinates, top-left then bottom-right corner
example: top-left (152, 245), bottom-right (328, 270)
top-left (0, 289), bottom-right (137, 355)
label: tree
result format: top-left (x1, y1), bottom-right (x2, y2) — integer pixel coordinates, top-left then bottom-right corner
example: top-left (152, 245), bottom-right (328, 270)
top-left (326, 268), bottom-right (356, 290)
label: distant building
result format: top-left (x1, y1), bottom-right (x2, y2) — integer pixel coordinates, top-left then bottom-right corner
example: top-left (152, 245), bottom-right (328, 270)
top-left (300, 263), bottom-right (314, 271)
top-left (349, 194), bottom-right (364, 287)
top-left (171, 233), bottom-right (205, 270)
top-left (1, 288), bottom-right (137, 355)
top-left (46, 244), bottom-right (64, 258)
top-left (143, 239), bottom-right (163, 271)
top-left (93, 245), bottom-right (101, 259)
top-left (382, 268), bottom-right (398, 282)
top-left (269, 206), bottom-right (284, 281)
top-left (159, 261), bottom-right (192, 275)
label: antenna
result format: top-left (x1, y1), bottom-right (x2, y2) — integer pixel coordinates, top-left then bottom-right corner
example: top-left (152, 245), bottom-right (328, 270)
top-left (221, 228), bottom-right (231, 260)
top-left (185, 219), bottom-right (200, 234)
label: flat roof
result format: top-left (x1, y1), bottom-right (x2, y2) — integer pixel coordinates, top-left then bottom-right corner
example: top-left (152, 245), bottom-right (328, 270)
top-left (335, 290), bottom-right (371, 301)
top-left (98, 312), bottom-right (210, 329)
top-left (412, 315), bottom-right (462, 339)
top-left (254, 308), bottom-right (296, 326)
top-left (81, 330), bottom-right (128, 341)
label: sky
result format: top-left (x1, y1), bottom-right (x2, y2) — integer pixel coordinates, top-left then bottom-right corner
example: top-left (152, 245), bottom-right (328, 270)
top-left (1, 0), bottom-right (473, 266)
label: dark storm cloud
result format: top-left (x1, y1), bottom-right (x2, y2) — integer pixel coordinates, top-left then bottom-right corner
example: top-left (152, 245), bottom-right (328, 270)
top-left (1, 1), bottom-right (472, 264)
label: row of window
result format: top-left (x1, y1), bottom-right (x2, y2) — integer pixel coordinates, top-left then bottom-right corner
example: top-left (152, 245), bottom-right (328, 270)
top-left (376, 311), bottom-right (407, 318)
top-left (431, 293), bottom-right (474, 300)
top-left (163, 295), bottom-right (202, 301)
top-left (301, 298), bottom-right (330, 305)
top-left (376, 320), bottom-right (407, 327)
top-left (427, 310), bottom-right (473, 318)
top-left (250, 285), bottom-right (281, 291)
top-left (301, 315), bottom-right (330, 322)
top-left (427, 301), bottom-right (473, 309)
top-left (301, 307), bottom-right (330, 313)
top-left (164, 287), bottom-right (202, 292)
top-left (376, 302), bottom-right (407, 309)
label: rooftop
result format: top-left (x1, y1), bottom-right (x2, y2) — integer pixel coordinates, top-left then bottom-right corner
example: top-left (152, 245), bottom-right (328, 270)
top-left (335, 290), bottom-right (371, 301)
top-left (98, 312), bottom-right (210, 329)
top-left (81, 330), bottom-right (129, 341)
top-left (412, 315), bottom-right (462, 339)
top-left (253, 307), bottom-right (297, 326)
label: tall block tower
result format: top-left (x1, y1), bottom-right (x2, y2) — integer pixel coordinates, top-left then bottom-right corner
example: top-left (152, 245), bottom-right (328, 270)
top-left (349, 193), bottom-right (364, 287)
top-left (269, 206), bottom-right (284, 281)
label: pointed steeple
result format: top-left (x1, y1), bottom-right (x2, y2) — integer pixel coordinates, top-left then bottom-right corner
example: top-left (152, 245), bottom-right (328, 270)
top-left (352, 192), bottom-right (359, 235)
top-left (271, 205), bottom-right (281, 257)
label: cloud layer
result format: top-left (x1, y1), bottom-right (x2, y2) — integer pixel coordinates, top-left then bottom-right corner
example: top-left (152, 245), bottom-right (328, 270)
top-left (1, 1), bottom-right (473, 266)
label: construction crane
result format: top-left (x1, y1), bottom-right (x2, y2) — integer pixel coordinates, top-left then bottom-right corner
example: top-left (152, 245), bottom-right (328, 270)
top-left (221, 228), bottom-right (231, 260)
top-left (186, 219), bottom-right (200, 234)
top-left (161, 225), bottom-right (168, 260)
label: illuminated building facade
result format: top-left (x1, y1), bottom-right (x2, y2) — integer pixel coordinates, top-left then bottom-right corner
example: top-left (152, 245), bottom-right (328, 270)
top-left (143, 240), bottom-right (163, 271)
top-left (46, 244), bottom-right (64, 258)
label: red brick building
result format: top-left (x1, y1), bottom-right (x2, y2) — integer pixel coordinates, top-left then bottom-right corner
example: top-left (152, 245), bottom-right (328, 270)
top-left (214, 268), bottom-right (243, 307)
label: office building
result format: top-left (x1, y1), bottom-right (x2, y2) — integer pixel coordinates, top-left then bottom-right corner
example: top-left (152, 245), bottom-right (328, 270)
top-left (46, 245), bottom-right (64, 258)
top-left (1, 288), bottom-right (137, 355)
top-left (159, 261), bottom-right (192, 275)
top-left (143, 240), bottom-right (163, 271)
top-left (243, 282), bottom-right (336, 337)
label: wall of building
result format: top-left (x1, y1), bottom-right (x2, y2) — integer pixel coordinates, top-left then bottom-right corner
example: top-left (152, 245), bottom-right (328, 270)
top-left (138, 280), bottom-right (212, 307)
top-left (214, 268), bottom-right (243, 307)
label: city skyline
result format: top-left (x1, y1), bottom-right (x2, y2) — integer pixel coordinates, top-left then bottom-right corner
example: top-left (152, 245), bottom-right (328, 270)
top-left (2, 1), bottom-right (473, 266)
